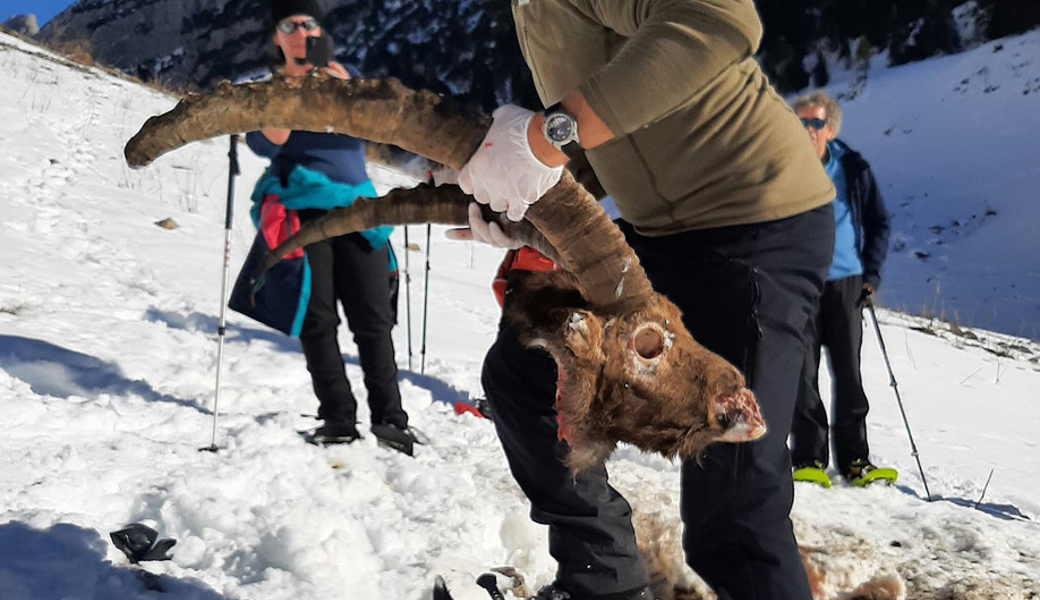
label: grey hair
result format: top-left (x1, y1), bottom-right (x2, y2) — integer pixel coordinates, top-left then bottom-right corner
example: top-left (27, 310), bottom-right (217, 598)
top-left (792, 90), bottom-right (842, 136)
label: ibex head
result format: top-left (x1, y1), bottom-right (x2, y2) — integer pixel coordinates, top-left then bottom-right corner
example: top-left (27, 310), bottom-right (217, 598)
top-left (124, 72), bottom-right (766, 471)
top-left (503, 268), bottom-right (764, 471)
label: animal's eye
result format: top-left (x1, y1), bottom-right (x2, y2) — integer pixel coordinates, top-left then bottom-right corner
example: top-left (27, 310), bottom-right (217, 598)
top-left (715, 412), bottom-right (731, 429)
top-left (633, 326), bottom-right (665, 359)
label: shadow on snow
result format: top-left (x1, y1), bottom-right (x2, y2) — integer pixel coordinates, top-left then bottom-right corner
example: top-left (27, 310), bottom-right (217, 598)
top-left (0, 521), bottom-right (227, 599)
top-left (145, 308), bottom-right (472, 407)
top-left (0, 335), bottom-right (207, 413)
top-left (895, 483), bottom-right (1032, 522)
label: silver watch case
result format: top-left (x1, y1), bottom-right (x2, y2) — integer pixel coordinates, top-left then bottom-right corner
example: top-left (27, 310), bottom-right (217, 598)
top-left (542, 109), bottom-right (579, 152)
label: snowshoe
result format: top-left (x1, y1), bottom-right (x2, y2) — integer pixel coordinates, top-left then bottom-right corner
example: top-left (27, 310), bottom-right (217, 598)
top-left (299, 422), bottom-right (361, 446)
top-left (844, 459), bottom-right (898, 487)
top-left (474, 397), bottom-right (493, 419)
top-left (371, 423), bottom-right (419, 456)
top-left (793, 461), bottom-right (832, 488)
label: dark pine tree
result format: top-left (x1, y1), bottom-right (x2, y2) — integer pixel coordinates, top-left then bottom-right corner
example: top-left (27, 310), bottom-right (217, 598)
top-left (983, 0), bottom-right (1040, 39)
top-left (812, 51), bottom-right (830, 87)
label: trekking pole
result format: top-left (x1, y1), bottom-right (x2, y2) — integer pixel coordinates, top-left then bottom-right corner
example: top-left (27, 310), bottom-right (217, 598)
top-left (403, 226), bottom-right (413, 371)
top-left (420, 224), bottom-right (432, 374)
top-left (202, 134), bottom-right (241, 452)
top-left (866, 299), bottom-right (932, 500)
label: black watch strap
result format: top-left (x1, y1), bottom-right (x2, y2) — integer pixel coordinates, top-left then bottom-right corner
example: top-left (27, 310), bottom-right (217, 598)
top-left (544, 103), bottom-right (583, 160)
top-left (559, 140), bottom-right (582, 160)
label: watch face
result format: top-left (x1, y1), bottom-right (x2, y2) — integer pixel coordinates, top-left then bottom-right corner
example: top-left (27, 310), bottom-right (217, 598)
top-left (545, 114), bottom-right (575, 143)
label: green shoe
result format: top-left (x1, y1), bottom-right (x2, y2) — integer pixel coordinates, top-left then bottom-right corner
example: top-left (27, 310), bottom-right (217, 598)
top-left (845, 459), bottom-right (898, 487)
top-left (793, 462), bottom-right (832, 488)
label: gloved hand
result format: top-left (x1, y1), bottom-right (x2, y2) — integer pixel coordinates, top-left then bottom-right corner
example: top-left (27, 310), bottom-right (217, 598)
top-left (445, 203), bottom-right (523, 249)
top-left (458, 104), bottom-right (564, 222)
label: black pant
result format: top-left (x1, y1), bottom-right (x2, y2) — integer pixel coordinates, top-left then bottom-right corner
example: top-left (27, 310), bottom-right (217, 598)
top-left (483, 327), bottom-right (648, 597)
top-left (298, 212), bottom-right (406, 429)
top-left (482, 205), bottom-right (834, 600)
top-left (790, 275), bottom-right (870, 472)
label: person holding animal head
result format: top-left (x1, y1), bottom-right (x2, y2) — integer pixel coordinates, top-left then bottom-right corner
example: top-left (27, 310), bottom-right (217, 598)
top-left (789, 90), bottom-right (895, 488)
top-left (449, 1), bottom-right (839, 598)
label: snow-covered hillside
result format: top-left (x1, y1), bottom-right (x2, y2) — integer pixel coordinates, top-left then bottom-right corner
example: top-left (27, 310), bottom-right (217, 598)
top-left (821, 30), bottom-right (1040, 340)
top-left (1, 30), bottom-right (1038, 600)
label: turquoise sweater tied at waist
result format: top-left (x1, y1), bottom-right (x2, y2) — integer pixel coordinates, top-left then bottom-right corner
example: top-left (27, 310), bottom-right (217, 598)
top-left (250, 165), bottom-right (395, 269)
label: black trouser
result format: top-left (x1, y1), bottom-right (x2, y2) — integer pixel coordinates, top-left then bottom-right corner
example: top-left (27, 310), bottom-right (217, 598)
top-left (483, 327), bottom-right (648, 597)
top-left (790, 275), bottom-right (870, 472)
top-left (482, 205), bottom-right (833, 600)
top-left (298, 211), bottom-right (406, 429)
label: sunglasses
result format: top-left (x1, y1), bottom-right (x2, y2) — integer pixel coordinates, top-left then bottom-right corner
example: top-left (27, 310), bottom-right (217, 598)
top-left (276, 18), bottom-right (320, 34)
top-left (800, 117), bottom-right (828, 131)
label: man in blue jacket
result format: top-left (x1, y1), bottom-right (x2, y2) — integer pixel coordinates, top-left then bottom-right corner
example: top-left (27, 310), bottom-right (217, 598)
top-left (789, 91), bottom-right (896, 488)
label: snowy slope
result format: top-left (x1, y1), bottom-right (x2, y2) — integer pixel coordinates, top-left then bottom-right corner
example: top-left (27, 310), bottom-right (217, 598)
top-left (820, 30), bottom-right (1040, 340)
top-left (1, 31), bottom-right (1039, 600)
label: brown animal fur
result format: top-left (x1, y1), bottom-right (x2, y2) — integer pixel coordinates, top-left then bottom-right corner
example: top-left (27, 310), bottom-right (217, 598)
top-left (633, 512), bottom-right (908, 600)
top-left (503, 270), bottom-right (765, 472)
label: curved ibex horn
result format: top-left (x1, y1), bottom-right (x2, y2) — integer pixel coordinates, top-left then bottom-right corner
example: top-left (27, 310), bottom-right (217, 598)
top-left (124, 73), bottom-right (654, 310)
top-left (262, 183), bottom-right (565, 269)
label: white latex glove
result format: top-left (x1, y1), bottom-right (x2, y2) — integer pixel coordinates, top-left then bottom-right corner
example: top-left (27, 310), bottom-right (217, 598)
top-left (445, 203), bottom-right (522, 249)
top-left (458, 104), bottom-right (564, 222)
top-left (468, 203), bottom-right (522, 249)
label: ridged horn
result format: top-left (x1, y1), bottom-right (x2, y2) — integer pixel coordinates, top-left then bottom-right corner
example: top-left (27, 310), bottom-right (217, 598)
top-left (124, 73), bottom-right (654, 309)
top-left (263, 183), bottom-right (564, 269)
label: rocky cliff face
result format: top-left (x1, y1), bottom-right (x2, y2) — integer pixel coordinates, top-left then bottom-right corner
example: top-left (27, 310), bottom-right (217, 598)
top-left (37, 0), bottom-right (537, 111)
top-left (3, 14), bottom-right (39, 36)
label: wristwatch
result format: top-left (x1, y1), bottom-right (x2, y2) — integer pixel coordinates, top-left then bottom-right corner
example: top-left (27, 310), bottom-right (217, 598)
top-left (542, 102), bottom-right (582, 160)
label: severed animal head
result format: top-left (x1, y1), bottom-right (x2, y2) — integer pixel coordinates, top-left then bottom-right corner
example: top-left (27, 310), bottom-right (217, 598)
top-left (502, 269), bottom-right (765, 471)
top-left (123, 73), bottom-right (766, 472)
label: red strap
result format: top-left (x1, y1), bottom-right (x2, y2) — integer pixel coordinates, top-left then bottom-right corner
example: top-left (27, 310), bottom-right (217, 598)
top-left (510, 247), bottom-right (558, 272)
top-left (492, 247), bottom-right (558, 307)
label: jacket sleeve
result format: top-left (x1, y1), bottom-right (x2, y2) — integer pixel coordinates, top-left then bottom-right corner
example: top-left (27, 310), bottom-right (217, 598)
top-left (245, 131), bottom-right (282, 159)
top-left (858, 163), bottom-right (891, 291)
top-left (571, 0), bottom-right (762, 136)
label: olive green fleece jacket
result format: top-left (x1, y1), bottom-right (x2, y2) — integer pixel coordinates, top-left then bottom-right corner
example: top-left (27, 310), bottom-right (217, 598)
top-left (511, 0), bottom-right (835, 235)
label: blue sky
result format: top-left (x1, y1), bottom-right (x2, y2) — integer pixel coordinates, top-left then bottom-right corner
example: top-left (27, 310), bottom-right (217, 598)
top-left (3, 0), bottom-right (76, 27)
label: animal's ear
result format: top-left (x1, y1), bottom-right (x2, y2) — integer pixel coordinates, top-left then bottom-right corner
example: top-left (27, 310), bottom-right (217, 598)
top-left (553, 309), bottom-right (604, 451)
top-left (561, 309), bottom-right (604, 362)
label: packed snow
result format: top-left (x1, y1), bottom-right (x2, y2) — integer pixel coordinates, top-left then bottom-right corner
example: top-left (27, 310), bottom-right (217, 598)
top-left (1, 29), bottom-right (1038, 600)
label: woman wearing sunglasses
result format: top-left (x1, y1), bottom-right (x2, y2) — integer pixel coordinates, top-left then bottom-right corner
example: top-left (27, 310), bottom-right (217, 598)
top-left (241, 0), bottom-right (418, 454)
